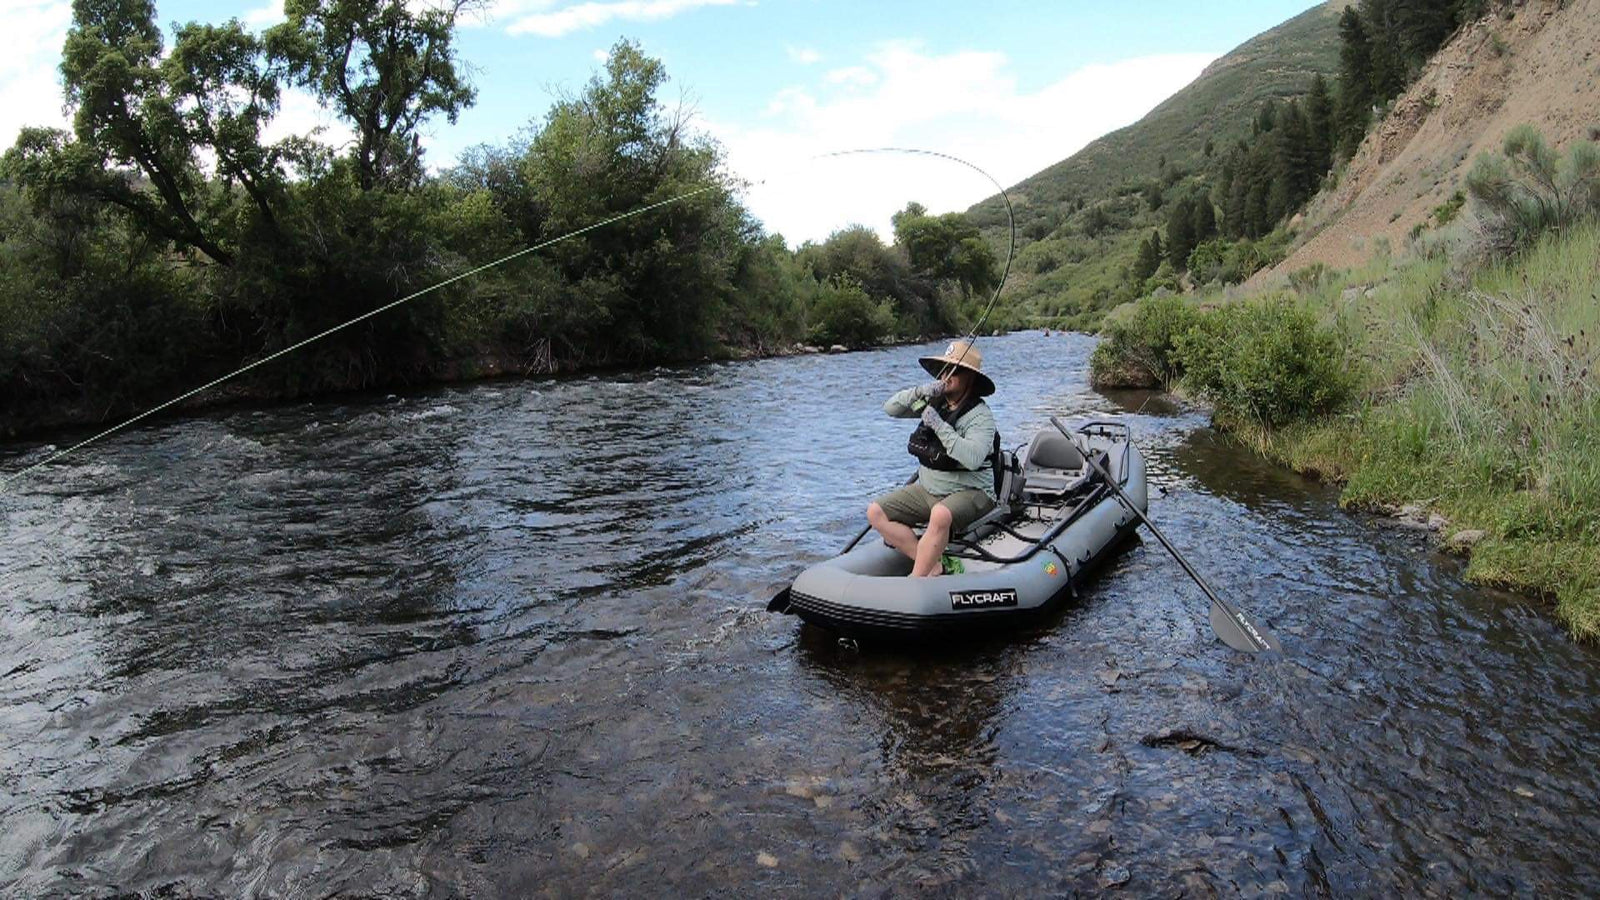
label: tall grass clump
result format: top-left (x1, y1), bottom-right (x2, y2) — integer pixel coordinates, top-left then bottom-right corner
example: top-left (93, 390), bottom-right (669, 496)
top-left (1338, 226), bottom-right (1600, 639)
top-left (1297, 142), bottom-right (1600, 638)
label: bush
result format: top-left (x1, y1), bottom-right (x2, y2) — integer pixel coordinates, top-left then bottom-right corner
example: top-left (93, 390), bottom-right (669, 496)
top-left (1089, 294), bottom-right (1200, 387)
top-left (806, 275), bottom-right (894, 347)
top-left (1173, 299), bottom-right (1355, 427)
top-left (1432, 189), bottom-right (1466, 226)
top-left (1187, 233), bottom-right (1290, 285)
top-left (1467, 125), bottom-right (1600, 254)
top-left (1288, 262), bottom-right (1329, 294)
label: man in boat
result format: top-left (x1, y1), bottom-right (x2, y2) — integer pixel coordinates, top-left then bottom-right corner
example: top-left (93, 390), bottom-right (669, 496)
top-left (866, 340), bottom-right (998, 577)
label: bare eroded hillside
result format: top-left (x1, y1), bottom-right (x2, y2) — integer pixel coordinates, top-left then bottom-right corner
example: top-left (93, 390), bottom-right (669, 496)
top-left (1268, 0), bottom-right (1600, 275)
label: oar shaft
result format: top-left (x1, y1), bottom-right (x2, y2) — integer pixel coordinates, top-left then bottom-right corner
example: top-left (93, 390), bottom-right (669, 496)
top-left (1048, 417), bottom-right (1278, 653)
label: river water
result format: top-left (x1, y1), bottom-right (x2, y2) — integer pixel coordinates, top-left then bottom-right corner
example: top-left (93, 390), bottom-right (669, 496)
top-left (2, 331), bottom-right (1597, 896)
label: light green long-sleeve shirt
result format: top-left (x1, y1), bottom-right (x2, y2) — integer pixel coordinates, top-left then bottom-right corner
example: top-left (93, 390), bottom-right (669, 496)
top-left (885, 387), bottom-right (997, 500)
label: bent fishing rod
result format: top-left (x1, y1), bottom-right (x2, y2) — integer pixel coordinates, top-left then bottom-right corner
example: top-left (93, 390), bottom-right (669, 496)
top-left (813, 148), bottom-right (1018, 375)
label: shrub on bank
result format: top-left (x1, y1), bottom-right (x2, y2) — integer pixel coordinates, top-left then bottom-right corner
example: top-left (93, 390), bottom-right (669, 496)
top-left (1088, 289), bottom-right (1355, 427)
top-left (1173, 299), bottom-right (1355, 428)
top-left (1089, 294), bottom-right (1199, 388)
top-left (1467, 125), bottom-right (1600, 255)
top-left (806, 275), bottom-right (894, 348)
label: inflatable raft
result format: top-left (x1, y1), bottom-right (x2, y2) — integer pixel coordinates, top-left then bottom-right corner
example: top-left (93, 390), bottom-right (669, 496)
top-left (775, 420), bottom-right (1147, 641)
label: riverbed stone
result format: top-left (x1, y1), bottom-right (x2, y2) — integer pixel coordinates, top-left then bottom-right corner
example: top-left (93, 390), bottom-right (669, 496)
top-left (1099, 865), bottom-right (1131, 888)
top-left (1447, 529), bottom-right (1487, 551)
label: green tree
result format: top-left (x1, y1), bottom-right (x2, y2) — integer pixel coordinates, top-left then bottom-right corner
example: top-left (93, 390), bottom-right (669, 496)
top-left (522, 39), bottom-right (741, 362)
top-left (807, 275), bottom-right (893, 347)
top-left (1165, 194), bottom-right (1196, 271)
top-left (1306, 73), bottom-right (1334, 177)
top-left (267, 0), bottom-right (478, 191)
top-left (11, 0), bottom-right (240, 264)
top-left (891, 202), bottom-right (998, 299)
top-left (1190, 195), bottom-right (1217, 245)
top-left (165, 20), bottom-right (300, 232)
top-left (1132, 229), bottom-right (1163, 283)
top-left (800, 225), bottom-right (906, 305)
top-left (1275, 99), bottom-right (1315, 212)
top-left (1336, 6), bottom-right (1374, 156)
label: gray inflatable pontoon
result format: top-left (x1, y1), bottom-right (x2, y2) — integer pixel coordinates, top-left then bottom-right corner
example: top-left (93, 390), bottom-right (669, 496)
top-left (781, 420), bottom-right (1147, 641)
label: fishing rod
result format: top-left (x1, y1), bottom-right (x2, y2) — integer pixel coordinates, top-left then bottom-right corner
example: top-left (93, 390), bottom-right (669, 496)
top-left (812, 148), bottom-right (1018, 378)
top-left (0, 149), bottom-right (1015, 494)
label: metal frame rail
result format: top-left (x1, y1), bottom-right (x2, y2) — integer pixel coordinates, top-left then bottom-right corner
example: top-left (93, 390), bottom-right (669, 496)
top-left (944, 420), bottom-right (1134, 567)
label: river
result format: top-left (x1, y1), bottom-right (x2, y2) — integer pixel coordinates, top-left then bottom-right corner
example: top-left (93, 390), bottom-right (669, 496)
top-left (2, 331), bottom-right (1597, 895)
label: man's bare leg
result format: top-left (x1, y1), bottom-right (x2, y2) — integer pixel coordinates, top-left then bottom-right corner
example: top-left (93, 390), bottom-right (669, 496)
top-left (911, 504), bottom-right (954, 577)
top-left (867, 502), bottom-right (920, 560)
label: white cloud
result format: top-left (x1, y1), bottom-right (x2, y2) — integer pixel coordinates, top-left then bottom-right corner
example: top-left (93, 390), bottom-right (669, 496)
top-left (0, 1), bottom-right (72, 146)
top-left (823, 65), bottom-right (876, 88)
top-left (242, 0), bottom-right (285, 29)
top-left (708, 42), bottom-right (1216, 246)
top-left (503, 0), bottom-right (739, 38)
top-left (786, 45), bottom-right (820, 65)
top-left (262, 88), bottom-right (356, 153)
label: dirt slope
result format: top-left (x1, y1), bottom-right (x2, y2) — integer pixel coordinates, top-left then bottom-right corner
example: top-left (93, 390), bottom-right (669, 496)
top-left (1268, 0), bottom-right (1600, 275)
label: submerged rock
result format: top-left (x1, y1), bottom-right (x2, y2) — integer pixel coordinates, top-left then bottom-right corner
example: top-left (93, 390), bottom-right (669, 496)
top-left (1099, 865), bottom-right (1131, 888)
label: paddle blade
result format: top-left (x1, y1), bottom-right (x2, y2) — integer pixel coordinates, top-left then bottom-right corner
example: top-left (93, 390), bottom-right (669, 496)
top-left (1209, 600), bottom-right (1282, 654)
top-left (766, 588), bottom-right (793, 614)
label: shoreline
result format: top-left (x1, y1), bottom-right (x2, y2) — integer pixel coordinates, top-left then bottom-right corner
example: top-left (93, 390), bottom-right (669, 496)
top-left (0, 333), bottom-right (990, 448)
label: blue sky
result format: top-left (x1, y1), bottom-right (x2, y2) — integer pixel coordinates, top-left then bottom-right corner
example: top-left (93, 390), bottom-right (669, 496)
top-left (2, 0), bottom-right (1323, 243)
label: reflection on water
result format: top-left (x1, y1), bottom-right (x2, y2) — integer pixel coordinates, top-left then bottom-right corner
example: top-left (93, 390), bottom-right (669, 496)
top-left (2, 331), bottom-right (1598, 895)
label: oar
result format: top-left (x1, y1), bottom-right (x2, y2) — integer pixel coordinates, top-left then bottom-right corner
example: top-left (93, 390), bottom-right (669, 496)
top-left (1049, 417), bottom-right (1281, 654)
top-left (766, 471), bottom-right (919, 614)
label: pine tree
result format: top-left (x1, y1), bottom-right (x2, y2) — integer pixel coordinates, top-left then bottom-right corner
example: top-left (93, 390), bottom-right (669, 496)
top-left (1244, 165), bottom-right (1271, 239)
top-left (1336, 6), bottom-right (1375, 157)
top-left (1166, 195), bottom-right (1196, 270)
top-left (1364, 0), bottom-right (1410, 103)
top-left (1306, 74), bottom-right (1334, 177)
top-left (1191, 195), bottom-right (1217, 245)
top-left (1132, 230), bottom-right (1163, 283)
top-left (1276, 100), bottom-right (1315, 209)
top-left (1254, 101), bottom-right (1278, 137)
top-left (1338, 6), bottom-right (1374, 108)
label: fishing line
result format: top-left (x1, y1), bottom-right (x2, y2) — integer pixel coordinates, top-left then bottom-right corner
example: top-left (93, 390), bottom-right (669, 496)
top-left (0, 147), bottom-right (1016, 494)
top-left (807, 148), bottom-right (1016, 380)
top-left (0, 186), bottom-right (719, 494)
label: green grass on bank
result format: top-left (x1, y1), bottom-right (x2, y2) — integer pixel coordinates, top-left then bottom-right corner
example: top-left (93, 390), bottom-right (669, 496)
top-left (1092, 221), bottom-right (1600, 640)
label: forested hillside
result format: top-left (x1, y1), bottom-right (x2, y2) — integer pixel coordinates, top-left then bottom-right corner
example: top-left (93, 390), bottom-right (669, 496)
top-left (968, 0), bottom-right (1488, 329)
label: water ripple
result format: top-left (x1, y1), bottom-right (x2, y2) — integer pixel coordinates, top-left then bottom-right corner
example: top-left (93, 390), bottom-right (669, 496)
top-left (1, 332), bottom-right (1598, 895)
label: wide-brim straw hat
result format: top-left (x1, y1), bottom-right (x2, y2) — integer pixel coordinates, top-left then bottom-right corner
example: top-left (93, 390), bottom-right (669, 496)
top-left (919, 339), bottom-right (995, 397)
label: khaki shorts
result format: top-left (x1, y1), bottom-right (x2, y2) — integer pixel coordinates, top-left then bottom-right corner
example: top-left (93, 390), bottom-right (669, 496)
top-left (873, 483), bottom-right (996, 532)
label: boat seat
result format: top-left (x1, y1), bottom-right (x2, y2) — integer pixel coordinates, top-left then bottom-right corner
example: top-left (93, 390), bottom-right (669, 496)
top-left (1021, 430), bottom-right (1091, 500)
